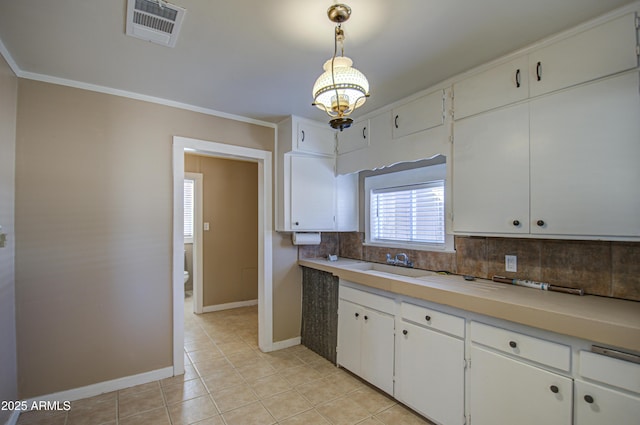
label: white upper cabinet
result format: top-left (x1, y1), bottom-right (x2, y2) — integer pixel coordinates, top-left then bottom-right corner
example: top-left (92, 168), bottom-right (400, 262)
top-left (454, 72), bottom-right (640, 238)
top-left (453, 12), bottom-right (638, 119)
top-left (368, 112), bottom-right (393, 147)
top-left (529, 13), bottom-right (639, 98)
top-left (453, 56), bottom-right (530, 120)
top-left (289, 154), bottom-right (336, 231)
top-left (453, 102), bottom-right (530, 234)
top-left (277, 115), bottom-right (360, 232)
top-left (529, 72), bottom-right (640, 237)
top-left (337, 119), bottom-right (369, 154)
top-left (392, 90), bottom-right (445, 139)
top-left (278, 115), bottom-right (335, 156)
top-left (296, 119), bottom-right (336, 156)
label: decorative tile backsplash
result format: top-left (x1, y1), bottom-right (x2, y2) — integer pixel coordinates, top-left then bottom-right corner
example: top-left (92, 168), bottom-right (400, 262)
top-left (299, 232), bottom-right (640, 302)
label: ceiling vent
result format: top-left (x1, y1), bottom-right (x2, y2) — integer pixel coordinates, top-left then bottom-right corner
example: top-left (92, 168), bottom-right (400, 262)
top-left (126, 0), bottom-right (186, 47)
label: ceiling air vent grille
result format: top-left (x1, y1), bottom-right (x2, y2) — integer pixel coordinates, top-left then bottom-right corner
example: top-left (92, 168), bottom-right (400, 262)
top-left (126, 0), bottom-right (186, 48)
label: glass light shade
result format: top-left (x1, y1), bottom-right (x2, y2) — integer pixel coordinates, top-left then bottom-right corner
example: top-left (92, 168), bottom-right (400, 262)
top-left (312, 56), bottom-right (369, 116)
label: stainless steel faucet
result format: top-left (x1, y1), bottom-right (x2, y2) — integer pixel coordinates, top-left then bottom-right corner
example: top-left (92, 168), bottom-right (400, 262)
top-left (386, 252), bottom-right (413, 268)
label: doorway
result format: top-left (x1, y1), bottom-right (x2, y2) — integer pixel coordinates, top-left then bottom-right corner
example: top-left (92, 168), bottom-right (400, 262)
top-left (172, 136), bottom-right (273, 377)
top-left (184, 172), bottom-right (203, 313)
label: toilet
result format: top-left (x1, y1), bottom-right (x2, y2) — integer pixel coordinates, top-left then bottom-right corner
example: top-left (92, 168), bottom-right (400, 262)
top-left (183, 249), bottom-right (190, 285)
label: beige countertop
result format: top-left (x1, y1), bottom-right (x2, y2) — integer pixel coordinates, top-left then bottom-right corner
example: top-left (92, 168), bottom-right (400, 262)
top-left (299, 258), bottom-right (640, 353)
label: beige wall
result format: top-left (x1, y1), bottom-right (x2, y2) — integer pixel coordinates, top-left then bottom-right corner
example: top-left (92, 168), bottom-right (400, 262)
top-left (0, 54), bottom-right (18, 422)
top-left (14, 79), bottom-right (288, 398)
top-left (185, 154), bottom-right (258, 307)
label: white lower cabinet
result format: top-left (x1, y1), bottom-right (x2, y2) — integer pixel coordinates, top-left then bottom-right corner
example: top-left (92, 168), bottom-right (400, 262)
top-left (469, 345), bottom-right (572, 425)
top-left (574, 380), bottom-right (640, 425)
top-left (395, 318), bottom-right (465, 424)
top-left (575, 350), bottom-right (640, 425)
top-left (335, 282), bottom-right (640, 425)
top-left (337, 286), bottom-right (395, 395)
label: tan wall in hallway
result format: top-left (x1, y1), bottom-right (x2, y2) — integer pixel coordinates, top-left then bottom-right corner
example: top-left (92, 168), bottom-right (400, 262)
top-left (0, 53), bottom-right (18, 423)
top-left (14, 79), bottom-right (276, 398)
top-left (185, 154), bottom-right (258, 306)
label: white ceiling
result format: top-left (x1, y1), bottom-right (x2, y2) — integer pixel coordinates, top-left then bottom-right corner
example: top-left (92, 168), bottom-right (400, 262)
top-left (0, 0), bottom-right (634, 125)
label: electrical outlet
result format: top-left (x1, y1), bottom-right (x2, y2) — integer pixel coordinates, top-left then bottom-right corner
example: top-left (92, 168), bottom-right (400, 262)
top-left (505, 255), bottom-right (517, 272)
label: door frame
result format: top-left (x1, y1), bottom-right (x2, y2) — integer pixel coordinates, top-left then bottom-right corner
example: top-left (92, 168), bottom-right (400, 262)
top-left (172, 136), bottom-right (273, 376)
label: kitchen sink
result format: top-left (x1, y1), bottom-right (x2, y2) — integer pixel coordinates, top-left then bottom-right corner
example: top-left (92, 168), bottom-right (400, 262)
top-left (344, 262), bottom-right (439, 278)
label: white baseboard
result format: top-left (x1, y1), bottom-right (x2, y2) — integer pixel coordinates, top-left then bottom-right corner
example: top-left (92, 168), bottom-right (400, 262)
top-left (202, 299), bottom-right (258, 313)
top-left (22, 366), bottom-right (173, 406)
top-left (270, 336), bottom-right (301, 351)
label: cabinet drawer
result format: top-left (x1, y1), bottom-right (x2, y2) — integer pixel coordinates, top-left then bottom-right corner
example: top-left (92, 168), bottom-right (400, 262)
top-left (339, 284), bottom-right (394, 315)
top-left (580, 351), bottom-right (640, 394)
top-left (471, 321), bottom-right (570, 371)
top-left (401, 302), bottom-right (464, 338)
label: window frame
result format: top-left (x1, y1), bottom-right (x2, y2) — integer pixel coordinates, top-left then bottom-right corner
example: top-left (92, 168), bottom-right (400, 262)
top-left (364, 162), bottom-right (454, 252)
top-left (184, 178), bottom-right (194, 244)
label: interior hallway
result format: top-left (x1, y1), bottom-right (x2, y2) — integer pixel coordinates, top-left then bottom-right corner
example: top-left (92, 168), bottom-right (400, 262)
top-left (16, 297), bottom-right (432, 425)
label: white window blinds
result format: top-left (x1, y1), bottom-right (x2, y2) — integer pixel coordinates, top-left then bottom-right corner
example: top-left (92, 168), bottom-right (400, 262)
top-left (370, 181), bottom-right (445, 244)
top-left (184, 179), bottom-right (194, 240)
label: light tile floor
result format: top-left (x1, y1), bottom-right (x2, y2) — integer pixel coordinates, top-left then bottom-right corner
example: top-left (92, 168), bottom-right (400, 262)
top-left (17, 295), bottom-right (433, 425)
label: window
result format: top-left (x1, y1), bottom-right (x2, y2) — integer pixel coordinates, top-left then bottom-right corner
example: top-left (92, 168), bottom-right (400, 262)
top-left (184, 179), bottom-right (194, 243)
top-left (365, 161), bottom-right (453, 252)
top-left (371, 181), bottom-right (445, 244)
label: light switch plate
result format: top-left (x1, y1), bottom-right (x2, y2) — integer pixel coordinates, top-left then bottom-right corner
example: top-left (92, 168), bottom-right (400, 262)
top-left (505, 255), bottom-right (517, 272)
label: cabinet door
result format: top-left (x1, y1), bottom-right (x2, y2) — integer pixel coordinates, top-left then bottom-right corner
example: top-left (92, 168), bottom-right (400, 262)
top-left (360, 308), bottom-right (395, 395)
top-left (575, 380), bottom-right (640, 425)
top-left (396, 322), bottom-right (465, 425)
top-left (335, 173), bottom-right (358, 231)
top-left (469, 346), bottom-right (572, 425)
top-left (392, 90), bottom-right (444, 139)
top-left (337, 299), bottom-right (362, 375)
top-left (369, 111), bottom-right (392, 147)
top-left (530, 72), bottom-right (640, 237)
top-left (337, 120), bottom-right (369, 154)
top-left (297, 120), bottom-right (336, 156)
top-left (290, 155), bottom-right (336, 230)
top-left (529, 13), bottom-right (638, 97)
top-left (454, 56), bottom-right (529, 120)
top-left (453, 103), bottom-right (530, 234)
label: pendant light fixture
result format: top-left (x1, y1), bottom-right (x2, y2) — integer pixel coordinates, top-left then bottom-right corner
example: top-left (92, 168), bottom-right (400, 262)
top-left (312, 3), bottom-right (370, 131)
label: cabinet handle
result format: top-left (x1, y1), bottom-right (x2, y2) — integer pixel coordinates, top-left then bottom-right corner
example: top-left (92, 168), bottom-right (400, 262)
top-left (584, 395), bottom-right (594, 404)
top-left (363, 127), bottom-right (367, 139)
top-left (354, 312), bottom-right (359, 318)
top-left (512, 219), bottom-right (520, 226)
top-left (536, 61), bottom-right (542, 81)
top-left (515, 69), bottom-right (521, 88)
top-left (294, 221), bottom-right (299, 226)
top-left (394, 115), bottom-right (399, 129)
top-left (402, 329), bottom-right (408, 335)
top-left (364, 315), bottom-right (368, 321)
top-left (425, 315), bottom-right (431, 322)
top-left (300, 130), bottom-right (305, 142)
top-left (536, 219), bottom-right (545, 227)
top-left (509, 340), bottom-right (517, 348)
top-left (550, 385), bottom-right (559, 394)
